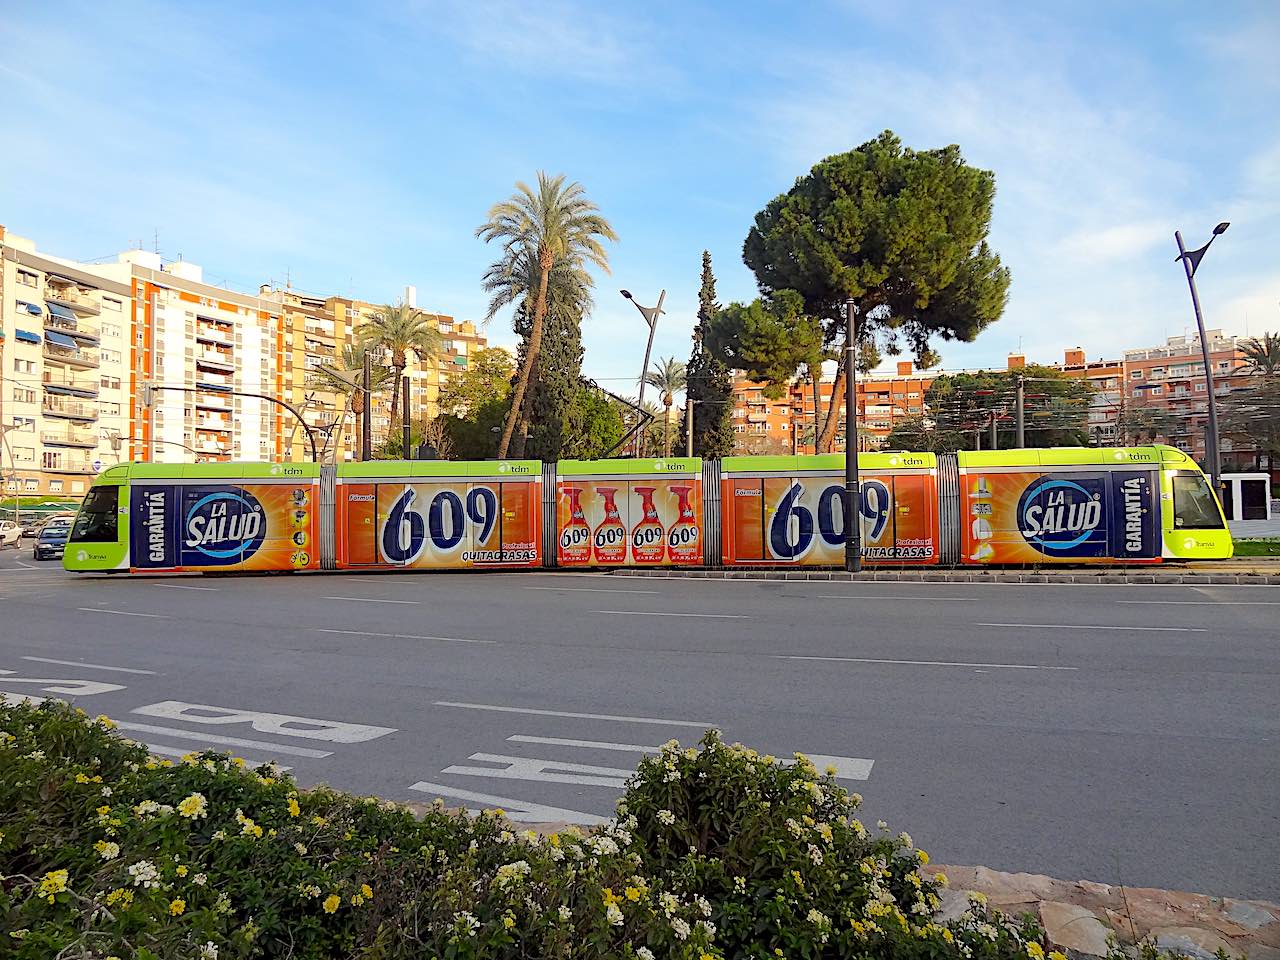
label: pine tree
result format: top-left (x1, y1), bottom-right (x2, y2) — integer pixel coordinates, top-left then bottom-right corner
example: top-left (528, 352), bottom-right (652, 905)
top-left (682, 251), bottom-right (736, 458)
top-left (525, 301), bottom-right (585, 461)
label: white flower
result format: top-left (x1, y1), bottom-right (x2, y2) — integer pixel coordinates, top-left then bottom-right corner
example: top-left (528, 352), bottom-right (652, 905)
top-left (454, 911), bottom-right (480, 936)
top-left (97, 841), bottom-right (120, 860)
top-left (694, 895), bottom-right (711, 918)
top-left (193, 873), bottom-right (207, 886)
top-left (558, 905), bottom-right (573, 922)
top-left (587, 835), bottom-right (619, 856)
top-left (659, 892), bottom-right (679, 916)
top-left (638, 949), bottom-right (656, 960)
top-left (493, 860), bottom-right (532, 889)
top-left (127, 860), bottom-right (160, 889)
top-left (662, 769), bottom-right (680, 782)
top-left (699, 920), bottom-right (717, 937)
top-left (733, 876), bottom-right (747, 893)
top-left (605, 903), bottom-right (624, 925)
top-left (898, 831), bottom-right (914, 849)
top-left (656, 809), bottom-right (676, 826)
top-left (100, 786), bottom-right (112, 797)
top-left (877, 820), bottom-right (888, 831)
top-left (807, 908), bottom-right (830, 927)
top-left (295, 843), bottom-right (308, 855)
top-left (670, 917), bottom-right (690, 940)
top-left (199, 943), bottom-right (218, 959)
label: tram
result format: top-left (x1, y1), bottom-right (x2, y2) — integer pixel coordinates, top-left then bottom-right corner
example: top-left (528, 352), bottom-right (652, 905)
top-left (62, 444), bottom-right (1231, 574)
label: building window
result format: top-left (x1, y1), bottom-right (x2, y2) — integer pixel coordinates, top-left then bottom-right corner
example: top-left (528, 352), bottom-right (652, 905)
top-left (100, 376), bottom-right (121, 389)
top-left (101, 322), bottom-right (121, 338)
top-left (49, 480), bottom-right (64, 492)
top-left (13, 359), bottom-right (35, 374)
top-left (103, 296), bottom-right (122, 311)
top-left (1148, 387), bottom-right (1162, 396)
top-left (13, 388), bottom-right (36, 404)
top-left (1130, 370), bottom-right (1143, 379)
top-left (1195, 383), bottom-right (1206, 392)
top-left (11, 416), bottom-right (35, 430)
top-left (17, 269), bottom-right (38, 286)
top-left (12, 446), bottom-right (34, 462)
top-left (71, 481), bottom-right (85, 493)
top-left (24, 479), bottom-right (38, 491)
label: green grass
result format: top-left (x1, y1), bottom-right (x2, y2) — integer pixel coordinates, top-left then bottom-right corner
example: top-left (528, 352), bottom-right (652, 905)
top-left (1233, 538), bottom-right (1280, 556)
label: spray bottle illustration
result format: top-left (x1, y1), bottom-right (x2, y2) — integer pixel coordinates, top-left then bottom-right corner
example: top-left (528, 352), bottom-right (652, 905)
top-left (592, 487), bottom-right (627, 564)
top-left (630, 485), bottom-right (666, 563)
top-left (666, 484), bottom-right (700, 563)
top-left (968, 476), bottom-right (995, 561)
top-left (559, 485), bottom-right (592, 564)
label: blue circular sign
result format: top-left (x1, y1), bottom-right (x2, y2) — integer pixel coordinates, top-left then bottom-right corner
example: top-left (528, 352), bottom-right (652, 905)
top-left (1016, 477), bottom-right (1103, 555)
top-left (184, 489), bottom-right (266, 563)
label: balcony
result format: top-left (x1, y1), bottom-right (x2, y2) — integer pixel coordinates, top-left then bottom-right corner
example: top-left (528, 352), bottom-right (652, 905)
top-left (44, 284), bottom-right (101, 315)
top-left (304, 340), bottom-right (335, 358)
top-left (42, 395), bottom-right (98, 421)
top-left (42, 426), bottom-right (98, 448)
top-left (43, 341), bottom-right (100, 369)
top-left (44, 309), bottom-right (99, 344)
top-left (194, 370), bottom-right (232, 388)
top-left (194, 392), bottom-right (231, 410)
top-left (304, 324), bottom-right (335, 340)
top-left (43, 455), bottom-right (97, 475)
top-left (196, 418), bottom-right (232, 432)
top-left (196, 350), bottom-right (235, 371)
top-left (42, 370), bottom-right (98, 397)
top-left (195, 322), bottom-right (234, 345)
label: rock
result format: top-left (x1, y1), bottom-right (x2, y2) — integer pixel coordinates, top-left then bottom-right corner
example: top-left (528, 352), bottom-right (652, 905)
top-left (933, 888), bottom-right (972, 924)
top-left (1223, 900), bottom-right (1278, 931)
top-left (1040, 901), bottom-right (1113, 957)
top-left (1150, 925), bottom-right (1239, 960)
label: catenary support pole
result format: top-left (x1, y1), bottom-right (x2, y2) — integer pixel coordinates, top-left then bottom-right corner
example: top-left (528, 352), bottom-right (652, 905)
top-left (362, 351), bottom-right (372, 462)
top-left (1015, 375), bottom-right (1025, 448)
top-left (843, 299), bottom-right (862, 573)
top-left (402, 375), bottom-right (411, 459)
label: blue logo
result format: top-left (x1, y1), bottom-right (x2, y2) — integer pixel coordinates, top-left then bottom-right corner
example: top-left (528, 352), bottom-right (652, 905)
top-left (1017, 477), bottom-right (1103, 554)
top-left (184, 489), bottom-right (266, 561)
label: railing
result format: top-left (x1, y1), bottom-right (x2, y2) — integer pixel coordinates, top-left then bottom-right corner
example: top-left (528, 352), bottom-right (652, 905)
top-left (196, 420), bottom-right (232, 431)
top-left (42, 428), bottom-right (98, 447)
top-left (197, 350), bottom-right (234, 367)
top-left (43, 457), bottom-right (96, 475)
top-left (194, 392), bottom-right (231, 408)
top-left (195, 323), bottom-right (233, 343)
top-left (304, 324), bottom-right (335, 338)
top-left (42, 396), bottom-right (98, 420)
top-left (44, 285), bottom-right (101, 315)
top-left (43, 342), bottom-right (100, 368)
top-left (44, 312), bottom-right (100, 341)
top-left (41, 371), bottom-right (99, 394)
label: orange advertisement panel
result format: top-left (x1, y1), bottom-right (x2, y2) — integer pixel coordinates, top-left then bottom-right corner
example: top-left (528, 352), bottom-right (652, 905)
top-left (337, 480), bottom-right (541, 569)
top-left (721, 473), bottom-right (938, 566)
top-left (959, 468), bottom-right (1160, 564)
top-left (556, 478), bottom-right (703, 567)
top-left (129, 481), bottom-right (319, 573)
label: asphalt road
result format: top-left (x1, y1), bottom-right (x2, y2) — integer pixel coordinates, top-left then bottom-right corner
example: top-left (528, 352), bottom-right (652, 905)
top-left (1, 548), bottom-right (1277, 901)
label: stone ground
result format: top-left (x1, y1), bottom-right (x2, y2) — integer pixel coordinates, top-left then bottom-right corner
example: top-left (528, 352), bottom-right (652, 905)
top-left (931, 865), bottom-right (1280, 960)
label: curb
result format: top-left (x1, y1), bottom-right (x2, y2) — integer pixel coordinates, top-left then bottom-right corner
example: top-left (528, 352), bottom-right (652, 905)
top-left (610, 568), bottom-right (1280, 585)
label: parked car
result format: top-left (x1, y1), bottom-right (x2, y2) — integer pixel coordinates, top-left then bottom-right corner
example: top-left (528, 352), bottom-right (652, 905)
top-left (32, 521), bottom-right (72, 561)
top-left (0, 520), bottom-right (21, 549)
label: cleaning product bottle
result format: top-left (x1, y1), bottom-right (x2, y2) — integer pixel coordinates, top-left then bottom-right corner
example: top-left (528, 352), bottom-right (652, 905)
top-left (592, 486), bottom-right (627, 564)
top-left (666, 484), bottom-right (700, 564)
top-left (968, 476), bottom-right (995, 561)
top-left (559, 485), bottom-right (592, 564)
top-left (630, 485), bottom-right (666, 563)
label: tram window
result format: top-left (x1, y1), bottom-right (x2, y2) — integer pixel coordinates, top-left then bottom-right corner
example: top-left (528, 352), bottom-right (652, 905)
top-left (1172, 472), bottom-right (1224, 529)
top-left (70, 486), bottom-right (120, 543)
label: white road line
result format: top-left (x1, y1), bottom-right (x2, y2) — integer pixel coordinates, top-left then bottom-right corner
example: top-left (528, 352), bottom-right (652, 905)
top-left (116, 721), bottom-right (333, 758)
top-left (1114, 600), bottom-right (1280, 606)
top-left (523, 586), bottom-right (661, 595)
top-left (408, 780), bottom-right (607, 825)
top-left (434, 700), bottom-right (715, 728)
top-left (322, 596), bottom-right (419, 604)
top-left (140, 742), bottom-right (287, 770)
top-left (315, 628), bottom-right (494, 644)
top-left (977, 622), bottom-right (1207, 632)
top-left (593, 610), bottom-right (749, 619)
top-left (14, 558), bottom-right (37, 569)
top-left (133, 701), bottom-right (396, 743)
top-left (777, 654), bottom-right (1077, 670)
top-left (2, 692), bottom-right (47, 706)
top-left (153, 583), bottom-right (219, 591)
top-left (77, 607), bottom-right (165, 618)
top-left (814, 595), bottom-right (979, 601)
top-left (21, 656), bottom-right (157, 675)
top-left (508, 734), bottom-right (661, 753)
top-left (442, 753), bottom-right (634, 788)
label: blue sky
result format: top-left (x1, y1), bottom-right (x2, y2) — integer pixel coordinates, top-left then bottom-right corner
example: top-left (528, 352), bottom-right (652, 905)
top-left (2, 1), bottom-right (1277, 387)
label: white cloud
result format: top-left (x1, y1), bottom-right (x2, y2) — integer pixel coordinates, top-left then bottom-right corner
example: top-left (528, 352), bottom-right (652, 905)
top-left (1057, 221), bottom-right (1173, 264)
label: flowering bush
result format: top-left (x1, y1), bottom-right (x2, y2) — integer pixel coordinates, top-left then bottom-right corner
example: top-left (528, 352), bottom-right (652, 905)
top-left (1, 701), bottom-right (1050, 960)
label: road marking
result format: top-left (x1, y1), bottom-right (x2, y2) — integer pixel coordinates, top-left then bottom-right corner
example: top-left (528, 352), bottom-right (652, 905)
top-left (132, 701), bottom-right (397, 743)
top-left (442, 753), bottom-right (635, 788)
top-left (153, 583), bottom-right (219, 591)
top-left (815, 595), bottom-right (978, 601)
top-left (593, 610), bottom-right (749, 619)
top-left (116, 721), bottom-right (333, 758)
top-left (314, 628), bottom-right (494, 644)
top-left (523, 586), bottom-right (661, 595)
top-left (776, 655), bottom-right (1079, 671)
top-left (141, 742), bottom-right (287, 770)
top-left (504, 735), bottom-right (874, 780)
top-left (434, 700), bottom-right (715, 728)
top-left (1114, 600), bottom-right (1280, 606)
top-left (21, 656), bottom-right (156, 675)
top-left (408, 780), bottom-right (607, 825)
top-left (77, 607), bottom-right (165, 618)
top-left (2, 692), bottom-right (47, 706)
top-left (977, 622), bottom-right (1207, 632)
top-left (322, 596), bottom-right (419, 604)
top-left (14, 558), bottom-right (37, 569)
top-left (0, 671), bottom-right (125, 696)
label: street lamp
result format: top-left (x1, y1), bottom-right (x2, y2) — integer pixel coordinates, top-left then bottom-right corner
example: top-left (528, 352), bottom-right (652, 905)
top-left (1175, 222), bottom-right (1229, 495)
top-left (621, 289), bottom-right (665, 457)
top-left (843, 298), bottom-right (862, 573)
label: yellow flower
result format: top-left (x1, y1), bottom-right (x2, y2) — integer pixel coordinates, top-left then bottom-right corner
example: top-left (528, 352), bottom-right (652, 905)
top-left (625, 886), bottom-right (642, 902)
top-left (548, 833), bottom-right (561, 848)
top-left (701, 953), bottom-right (717, 960)
top-left (287, 798), bottom-right (301, 817)
top-left (176, 865), bottom-right (188, 878)
top-left (351, 894), bottom-right (366, 906)
top-left (169, 898), bottom-right (186, 916)
top-left (95, 714), bottom-right (116, 728)
top-left (601, 887), bottom-right (621, 907)
top-left (917, 849), bottom-right (929, 865)
top-left (503, 913), bottom-right (516, 930)
top-left (311, 814), bottom-right (327, 826)
top-left (1026, 944), bottom-right (1046, 960)
top-left (1049, 952), bottom-right (1068, 960)
top-left (935, 872), bottom-right (949, 887)
top-left (177, 793), bottom-right (208, 820)
top-left (360, 883), bottom-right (373, 899)
top-left (38, 869), bottom-right (69, 902)
top-left (943, 929), bottom-right (955, 943)
top-left (323, 894), bottom-right (340, 914)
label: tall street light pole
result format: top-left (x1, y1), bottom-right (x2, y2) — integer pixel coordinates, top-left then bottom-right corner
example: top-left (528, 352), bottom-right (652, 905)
top-left (621, 289), bottom-right (665, 457)
top-left (1175, 222), bottom-right (1229, 495)
top-left (843, 298), bottom-right (862, 573)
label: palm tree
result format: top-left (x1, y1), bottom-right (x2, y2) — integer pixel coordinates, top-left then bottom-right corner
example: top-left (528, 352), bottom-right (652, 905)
top-left (643, 357), bottom-right (687, 456)
top-left (307, 343), bottom-right (393, 459)
top-left (476, 172), bottom-right (617, 458)
top-left (358, 303), bottom-right (445, 435)
top-left (1241, 332), bottom-right (1280, 377)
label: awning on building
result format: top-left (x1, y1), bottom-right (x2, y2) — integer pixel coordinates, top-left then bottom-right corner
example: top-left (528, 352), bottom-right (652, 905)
top-left (44, 331), bottom-right (79, 348)
top-left (14, 329), bottom-right (42, 344)
top-left (20, 301), bottom-right (43, 316)
top-left (46, 302), bottom-right (77, 321)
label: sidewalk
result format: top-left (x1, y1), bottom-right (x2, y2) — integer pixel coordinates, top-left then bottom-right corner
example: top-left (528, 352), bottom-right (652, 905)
top-left (613, 560), bottom-right (1280, 585)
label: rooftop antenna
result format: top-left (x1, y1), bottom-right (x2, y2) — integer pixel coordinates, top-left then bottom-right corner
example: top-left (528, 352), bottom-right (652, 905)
top-left (153, 228), bottom-right (159, 255)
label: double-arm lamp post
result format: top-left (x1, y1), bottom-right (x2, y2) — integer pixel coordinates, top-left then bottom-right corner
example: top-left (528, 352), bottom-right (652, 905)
top-left (621, 289), bottom-right (664, 458)
top-left (1174, 222), bottom-right (1229, 494)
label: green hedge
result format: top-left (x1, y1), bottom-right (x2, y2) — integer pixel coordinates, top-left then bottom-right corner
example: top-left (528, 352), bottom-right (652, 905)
top-left (1, 700), bottom-right (1050, 960)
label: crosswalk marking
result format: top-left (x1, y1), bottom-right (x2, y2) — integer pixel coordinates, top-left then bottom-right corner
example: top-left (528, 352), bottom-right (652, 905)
top-left (441, 753), bottom-right (635, 788)
top-left (115, 721), bottom-right (333, 758)
top-left (408, 780), bottom-right (607, 825)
